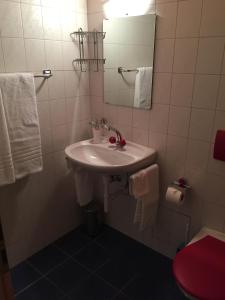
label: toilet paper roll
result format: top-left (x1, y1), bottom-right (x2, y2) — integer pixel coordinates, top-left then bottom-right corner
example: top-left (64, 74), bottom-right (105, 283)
top-left (166, 186), bottom-right (185, 206)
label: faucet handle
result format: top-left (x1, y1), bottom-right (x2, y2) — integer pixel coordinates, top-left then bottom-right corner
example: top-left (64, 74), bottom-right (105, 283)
top-left (100, 117), bottom-right (108, 125)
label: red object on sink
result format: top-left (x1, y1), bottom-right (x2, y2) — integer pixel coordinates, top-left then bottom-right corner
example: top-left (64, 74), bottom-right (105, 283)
top-left (109, 136), bottom-right (116, 144)
top-left (213, 130), bottom-right (225, 161)
top-left (119, 139), bottom-right (126, 147)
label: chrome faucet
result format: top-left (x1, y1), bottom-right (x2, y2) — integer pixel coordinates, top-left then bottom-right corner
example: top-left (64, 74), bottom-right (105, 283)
top-left (100, 118), bottom-right (126, 147)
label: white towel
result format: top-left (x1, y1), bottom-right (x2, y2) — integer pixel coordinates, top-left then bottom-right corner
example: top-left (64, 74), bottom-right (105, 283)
top-left (74, 169), bottom-right (93, 206)
top-left (129, 164), bottom-right (159, 230)
top-left (134, 67), bottom-right (152, 109)
top-left (0, 90), bottom-right (15, 185)
top-left (0, 73), bottom-right (43, 186)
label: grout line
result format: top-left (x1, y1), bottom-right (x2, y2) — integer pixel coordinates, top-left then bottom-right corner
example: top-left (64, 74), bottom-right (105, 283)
top-left (163, 0), bottom-right (179, 169)
top-left (184, 0), bottom-right (204, 177)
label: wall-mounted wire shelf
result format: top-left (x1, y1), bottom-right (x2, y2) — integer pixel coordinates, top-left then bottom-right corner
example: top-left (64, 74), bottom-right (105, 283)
top-left (34, 69), bottom-right (53, 79)
top-left (71, 28), bottom-right (106, 72)
top-left (73, 58), bottom-right (106, 72)
top-left (70, 28), bottom-right (106, 40)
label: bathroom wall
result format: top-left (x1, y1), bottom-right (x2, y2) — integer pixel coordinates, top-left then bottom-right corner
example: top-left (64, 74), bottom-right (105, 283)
top-left (0, 0), bottom-right (91, 266)
top-left (88, 0), bottom-right (225, 257)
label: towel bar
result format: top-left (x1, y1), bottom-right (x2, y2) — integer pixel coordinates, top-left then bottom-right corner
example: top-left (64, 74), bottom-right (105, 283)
top-left (34, 69), bottom-right (52, 79)
top-left (118, 67), bottom-right (139, 74)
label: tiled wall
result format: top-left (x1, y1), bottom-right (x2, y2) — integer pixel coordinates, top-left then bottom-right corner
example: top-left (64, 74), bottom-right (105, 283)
top-left (88, 0), bottom-right (225, 257)
top-left (0, 0), bottom-right (90, 267)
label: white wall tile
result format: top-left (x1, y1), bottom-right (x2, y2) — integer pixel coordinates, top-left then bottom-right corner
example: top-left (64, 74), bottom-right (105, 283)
top-left (132, 109), bottom-right (150, 130)
top-left (45, 40), bottom-right (63, 70)
top-left (21, 4), bottom-right (43, 39)
top-left (192, 75), bottom-right (220, 110)
top-left (2, 38), bottom-right (27, 72)
top-left (212, 110), bottom-right (225, 142)
top-left (217, 76), bottom-right (225, 111)
top-left (61, 10), bottom-right (77, 41)
top-left (202, 202), bottom-right (225, 232)
top-left (176, 0), bottom-right (202, 38)
top-left (37, 101), bottom-right (51, 129)
top-left (204, 173), bottom-right (225, 206)
top-left (132, 128), bottom-right (149, 146)
top-left (154, 39), bottom-right (174, 73)
top-left (76, 0), bottom-right (87, 13)
top-left (196, 38), bottom-right (225, 74)
top-left (200, 0), bottom-right (225, 37)
top-left (171, 74), bottom-right (194, 107)
top-left (148, 132), bottom-right (167, 155)
top-left (208, 144), bottom-right (225, 178)
top-left (25, 39), bottom-right (46, 71)
top-left (222, 55), bottom-right (225, 74)
top-left (21, 0), bottom-right (41, 4)
top-left (152, 73), bottom-right (172, 105)
top-left (117, 107), bottom-right (133, 126)
top-left (50, 99), bottom-right (67, 125)
top-left (0, 1), bottom-right (23, 37)
top-left (149, 104), bottom-right (169, 134)
top-left (173, 38), bottom-right (198, 73)
top-left (52, 124), bottom-right (68, 151)
top-left (42, 7), bottom-right (62, 40)
top-left (64, 70), bottom-right (80, 98)
top-left (156, 2), bottom-right (177, 39)
top-left (35, 77), bottom-right (49, 102)
top-left (41, 0), bottom-right (61, 8)
top-left (62, 41), bottom-right (79, 70)
top-left (168, 106), bottom-right (191, 137)
top-left (186, 139), bottom-right (209, 175)
top-left (0, 42), bottom-right (5, 72)
top-left (189, 108), bottom-right (214, 141)
top-left (48, 71), bottom-right (65, 100)
top-left (166, 135), bottom-right (187, 179)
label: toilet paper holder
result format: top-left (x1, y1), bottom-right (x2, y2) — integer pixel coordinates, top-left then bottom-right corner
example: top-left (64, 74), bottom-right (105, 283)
top-left (172, 178), bottom-right (191, 190)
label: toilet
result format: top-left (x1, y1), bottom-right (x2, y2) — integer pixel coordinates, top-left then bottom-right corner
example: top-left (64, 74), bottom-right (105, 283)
top-left (173, 227), bottom-right (225, 300)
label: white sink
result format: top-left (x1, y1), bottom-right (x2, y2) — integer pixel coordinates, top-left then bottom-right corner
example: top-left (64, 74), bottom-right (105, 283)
top-left (65, 139), bottom-right (156, 173)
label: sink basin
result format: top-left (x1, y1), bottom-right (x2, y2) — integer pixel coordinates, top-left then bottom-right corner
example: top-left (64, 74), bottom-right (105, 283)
top-left (65, 139), bottom-right (156, 173)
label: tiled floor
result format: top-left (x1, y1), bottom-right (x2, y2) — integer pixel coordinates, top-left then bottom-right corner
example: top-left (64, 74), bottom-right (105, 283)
top-left (10, 225), bottom-right (187, 300)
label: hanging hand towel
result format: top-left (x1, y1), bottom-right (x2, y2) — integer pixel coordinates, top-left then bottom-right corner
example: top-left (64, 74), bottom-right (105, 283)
top-left (129, 164), bottom-right (159, 230)
top-left (134, 67), bottom-right (152, 109)
top-left (0, 90), bottom-right (15, 185)
top-left (0, 73), bottom-right (43, 185)
top-left (74, 168), bottom-right (93, 206)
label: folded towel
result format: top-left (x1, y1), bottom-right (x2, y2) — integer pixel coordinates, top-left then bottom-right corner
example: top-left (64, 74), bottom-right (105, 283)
top-left (129, 164), bottom-right (159, 230)
top-left (0, 90), bottom-right (15, 185)
top-left (134, 67), bottom-right (152, 109)
top-left (0, 73), bottom-right (43, 186)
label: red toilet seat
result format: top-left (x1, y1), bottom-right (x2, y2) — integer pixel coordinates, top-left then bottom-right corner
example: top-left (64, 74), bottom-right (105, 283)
top-left (173, 235), bottom-right (225, 300)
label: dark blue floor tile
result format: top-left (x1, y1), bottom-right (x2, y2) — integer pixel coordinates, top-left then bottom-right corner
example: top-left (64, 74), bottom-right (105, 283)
top-left (73, 241), bottom-right (110, 271)
top-left (113, 293), bottom-right (130, 300)
top-left (16, 278), bottom-right (64, 300)
top-left (11, 261), bottom-right (41, 293)
top-left (55, 227), bottom-right (91, 255)
top-left (28, 245), bottom-right (68, 274)
top-left (69, 275), bottom-right (118, 300)
top-left (123, 273), bottom-right (186, 300)
top-left (47, 258), bottom-right (90, 294)
top-left (96, 254), bottom-right (137, 289)
top-left (96, 226), bottom-right (136, 257)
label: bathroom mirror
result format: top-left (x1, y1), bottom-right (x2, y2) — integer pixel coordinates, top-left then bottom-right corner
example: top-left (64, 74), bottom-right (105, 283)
top-left (103, 14), bottom-right (156, 110)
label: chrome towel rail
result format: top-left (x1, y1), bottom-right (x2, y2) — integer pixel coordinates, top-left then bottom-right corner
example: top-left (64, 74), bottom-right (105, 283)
top-left (34, 69), bottom-right (52, 79)
top-left (118, 67), bottom-right (139, 74)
